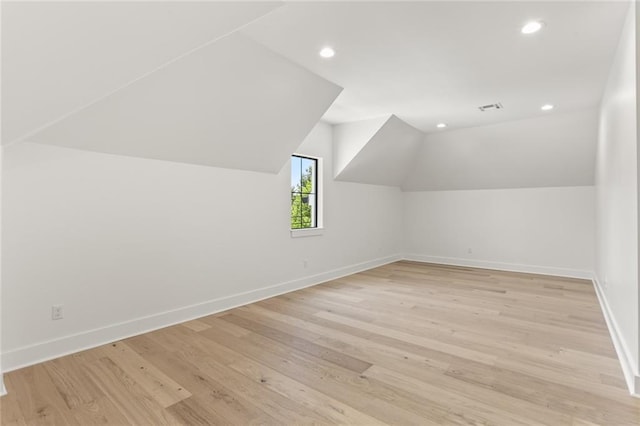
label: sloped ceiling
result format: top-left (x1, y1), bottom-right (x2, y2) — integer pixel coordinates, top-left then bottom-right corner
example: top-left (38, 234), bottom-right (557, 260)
top-left (3, 1), bottom-right (342, 173)
top-left (25, 33), bottom-right (342, 173)
top-left (2, 1), bottom-right (282, 144)
top-left (402, 109), bottom-right (598, 191)
top-left (333, 115), bottom-right (390, 178)
top-left (334, 115), bottom-right (424, 187)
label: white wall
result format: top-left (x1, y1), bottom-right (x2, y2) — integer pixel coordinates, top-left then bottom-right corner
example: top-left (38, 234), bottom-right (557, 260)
top-left (404, 187), bottom-right (595, 278)
top-left (637, 0), bottom-right (640, 391)
top-left (0, 145), bottom-right (4, 395)
top-left (1, 122), bottom-right (404, 371)
top-left (0, 1), bottom-right (5, 393)
top-left (401, 99), bottom-right (598, 280)
top-left (594, 1), bottom-right (639, 395)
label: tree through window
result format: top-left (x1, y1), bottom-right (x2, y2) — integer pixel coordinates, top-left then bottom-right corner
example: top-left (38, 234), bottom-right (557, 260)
top-left (291, 155), bottom-right (317, 229)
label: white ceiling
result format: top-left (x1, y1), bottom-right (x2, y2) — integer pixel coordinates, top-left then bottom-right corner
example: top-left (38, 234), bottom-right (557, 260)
top-left (2, 1), bottom-right (282, 144)
top-left (241, 1), bottom-right (629, 133)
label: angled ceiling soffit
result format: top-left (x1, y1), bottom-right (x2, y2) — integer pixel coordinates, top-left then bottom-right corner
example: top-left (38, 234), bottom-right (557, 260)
top-left (23, 32), bottom-right (342, 173)
top-left (332, 115), bottom-right (391, 178)
top-left (333, 115), bottom-right (425, 187)
top-left (2, 1), bottom-right (284, 145)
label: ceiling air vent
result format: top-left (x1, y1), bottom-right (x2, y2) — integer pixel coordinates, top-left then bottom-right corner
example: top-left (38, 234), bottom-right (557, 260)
top-left (478, 103), bottom-right (503, 112)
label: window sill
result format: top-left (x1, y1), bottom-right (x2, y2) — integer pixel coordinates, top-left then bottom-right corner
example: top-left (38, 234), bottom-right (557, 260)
top-left (290, 227), bottom-right (324, 238)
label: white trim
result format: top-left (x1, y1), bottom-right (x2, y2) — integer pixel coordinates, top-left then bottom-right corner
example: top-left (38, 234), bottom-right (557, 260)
top-left (592, 276), bottom-right (640, 397)
top-left (291, 227), bottom-right (324, 238)
top-left (0, 375), bottom-right (6, 396)
top-left (2, 254), bottom-right (403, 373)
top-left (403, 254), bottom-right (592, 279)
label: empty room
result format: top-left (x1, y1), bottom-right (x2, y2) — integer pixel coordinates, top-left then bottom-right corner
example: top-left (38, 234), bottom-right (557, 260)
top-left (1, 0), bottom-right (639, 424)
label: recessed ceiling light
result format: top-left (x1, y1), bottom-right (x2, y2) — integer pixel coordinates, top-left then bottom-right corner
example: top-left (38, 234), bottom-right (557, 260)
top-left (521, 21), bottom-right (544, 34)
top-left (541, 104), bottom-right (554, 111)
top-left (436, 123), bottom-right (447, 129)
top-left (319, 47), bottom-right (335, 58)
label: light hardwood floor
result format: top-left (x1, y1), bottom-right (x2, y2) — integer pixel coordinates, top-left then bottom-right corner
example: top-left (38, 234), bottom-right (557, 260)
top-left (1, 261), bottom-right (639, 425)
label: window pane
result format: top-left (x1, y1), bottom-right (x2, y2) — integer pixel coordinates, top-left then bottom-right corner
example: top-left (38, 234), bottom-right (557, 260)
top-left (301, 157), bottom-right (315, 194)
top-left (291, 157), bottom-right (302, 191)
top-left (303, 194), bottom-right (316, 227)
top-left (291, 194), bottom-right (303, 229)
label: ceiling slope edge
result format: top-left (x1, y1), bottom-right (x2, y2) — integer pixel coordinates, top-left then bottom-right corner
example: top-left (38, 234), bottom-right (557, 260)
top-left (25, 32), bottom-right (343, 174)
top-left (334, 115), bottom-right (425, 187)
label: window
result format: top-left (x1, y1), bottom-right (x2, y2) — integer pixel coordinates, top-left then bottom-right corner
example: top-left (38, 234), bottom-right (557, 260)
top-left (291, 155), bottom-right (318, 229)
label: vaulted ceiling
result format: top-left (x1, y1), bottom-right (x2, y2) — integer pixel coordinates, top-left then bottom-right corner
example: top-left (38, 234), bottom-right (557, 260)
top-left (1, 1), bottom-right (630, 189)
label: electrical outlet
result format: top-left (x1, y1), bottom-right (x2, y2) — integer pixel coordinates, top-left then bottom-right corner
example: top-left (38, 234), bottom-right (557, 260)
top-left (467, 248), bottom-right (473, 254)
top-left (52, 305), bottom-right (63, 320)
top-left (303, 259), bottom-right (309, 268)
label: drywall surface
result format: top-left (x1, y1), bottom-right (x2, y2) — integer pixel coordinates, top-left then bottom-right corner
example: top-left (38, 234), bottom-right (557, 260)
top-left (0, 145), bottom-right (4, 395)
top-left (404, 186), bottom-right (595, 278)
top-left (1, 122), bottom-right (403, 370)
top-left (403, 109), bottom-right (598, 191)
top-left (595, 1), bottom-right (639, 394)
top-left (1, 1), bottom-right (281, 145)
top-left (27, 33), bottom-right (342, 173)
top-left (332, 115), bottom-right (389, 178)
top-left (334, 115), bottom-right (424, 187)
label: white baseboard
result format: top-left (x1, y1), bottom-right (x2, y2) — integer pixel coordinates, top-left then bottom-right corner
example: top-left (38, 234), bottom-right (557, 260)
top-left (0, 374), bottom-right (6, 396)
top-left (592, 276), bottom-right (640, 397)
top-left (2, 254), bottom-right (403, 373)
top-left (403, 254), bottom-right (593, 280)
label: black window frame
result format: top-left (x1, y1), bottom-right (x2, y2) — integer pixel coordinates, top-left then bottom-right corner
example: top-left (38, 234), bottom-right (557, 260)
top-left (290, 154), bottom-right (318, 230)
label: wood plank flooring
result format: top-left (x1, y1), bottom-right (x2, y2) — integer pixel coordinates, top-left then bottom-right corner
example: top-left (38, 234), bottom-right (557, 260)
top-left (2, 261), bottom-right (639, 425)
